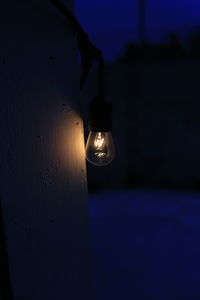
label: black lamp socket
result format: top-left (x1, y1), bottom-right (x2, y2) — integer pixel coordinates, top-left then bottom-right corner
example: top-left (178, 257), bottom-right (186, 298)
top-left (89, 96), bottom-right (112, 132)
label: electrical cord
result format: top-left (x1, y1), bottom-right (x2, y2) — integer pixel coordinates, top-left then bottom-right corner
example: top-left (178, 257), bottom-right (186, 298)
top-left (49, 0), bottom-right (104, 91)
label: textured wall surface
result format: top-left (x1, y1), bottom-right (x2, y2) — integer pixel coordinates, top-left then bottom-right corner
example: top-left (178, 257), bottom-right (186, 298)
top-left (0, 1), bottom-right (92, 299)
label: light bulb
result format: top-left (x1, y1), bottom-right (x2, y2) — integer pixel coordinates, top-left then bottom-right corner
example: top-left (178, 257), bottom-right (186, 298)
top-left (86, 131), bottom-right (115, 166)
top-left (86, 96), bottom-right (115, 166)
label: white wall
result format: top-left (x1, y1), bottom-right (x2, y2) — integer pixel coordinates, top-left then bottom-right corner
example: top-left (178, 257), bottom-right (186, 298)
top-left (0, 0), bottom-right (92, 299)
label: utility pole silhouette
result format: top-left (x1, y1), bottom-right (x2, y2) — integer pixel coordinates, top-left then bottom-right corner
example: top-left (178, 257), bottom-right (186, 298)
top-left (138, 0), bottom-right (147, 44)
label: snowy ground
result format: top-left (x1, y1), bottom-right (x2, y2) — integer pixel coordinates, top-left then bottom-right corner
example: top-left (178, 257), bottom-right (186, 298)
top-left (89, 189), bottom-right (200, 300)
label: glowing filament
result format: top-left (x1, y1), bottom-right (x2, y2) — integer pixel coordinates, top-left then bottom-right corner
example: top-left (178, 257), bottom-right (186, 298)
top-left (94, 133), bottom-right (105, 149)
top-left (86, 131), bottom-right (115, 166)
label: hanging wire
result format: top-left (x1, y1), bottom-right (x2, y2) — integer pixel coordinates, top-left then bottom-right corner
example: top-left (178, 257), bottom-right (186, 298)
top-left (98, 57), bottom-right (105, 98)
top-left (49, 0), bottom-right (103, 89)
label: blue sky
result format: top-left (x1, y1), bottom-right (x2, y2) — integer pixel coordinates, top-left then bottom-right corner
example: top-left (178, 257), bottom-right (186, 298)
top-left (75, 0), bottom-right (200, 61)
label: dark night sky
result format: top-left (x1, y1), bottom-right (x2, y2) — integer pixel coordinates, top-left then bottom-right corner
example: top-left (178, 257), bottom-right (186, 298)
top-left (75, 0), bottom-right (200, 61)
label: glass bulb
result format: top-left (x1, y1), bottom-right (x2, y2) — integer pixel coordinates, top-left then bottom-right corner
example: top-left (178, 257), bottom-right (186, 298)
top-left (86, 132), bottom-right (115, 166)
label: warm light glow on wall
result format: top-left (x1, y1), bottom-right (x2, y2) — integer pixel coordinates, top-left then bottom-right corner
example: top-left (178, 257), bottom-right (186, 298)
top-left (56, 106), bottom-right (86, 175)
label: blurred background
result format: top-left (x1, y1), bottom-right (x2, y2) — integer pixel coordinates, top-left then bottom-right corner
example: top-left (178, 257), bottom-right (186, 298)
top-left (76, 1), bottom-right (200, 299)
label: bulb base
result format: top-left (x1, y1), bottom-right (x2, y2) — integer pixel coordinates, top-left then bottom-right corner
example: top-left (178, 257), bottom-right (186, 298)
top-left (89, 96), bottom-right (112, 132)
